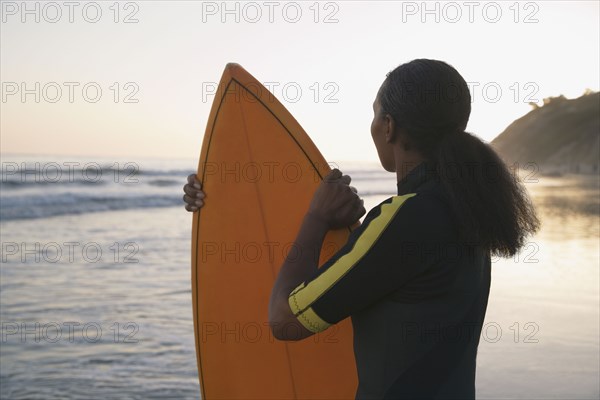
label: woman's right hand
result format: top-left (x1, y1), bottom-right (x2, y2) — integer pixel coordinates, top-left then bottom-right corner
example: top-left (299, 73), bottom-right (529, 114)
top-left (183, 174), bottom-right (205, 212)
top-left (307, 169), bottom-right (365, 230)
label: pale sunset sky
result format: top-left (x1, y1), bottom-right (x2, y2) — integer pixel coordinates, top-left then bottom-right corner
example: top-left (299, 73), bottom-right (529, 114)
top-left (1, 0), bottom-right (599, 162)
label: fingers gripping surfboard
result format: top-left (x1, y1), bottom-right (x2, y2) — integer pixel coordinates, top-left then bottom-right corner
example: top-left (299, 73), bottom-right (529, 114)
top-left (192, 64), bottom-right (358, 399)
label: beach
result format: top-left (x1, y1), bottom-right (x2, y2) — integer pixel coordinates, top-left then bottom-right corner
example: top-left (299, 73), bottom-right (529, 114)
top-left (1, 156), bottom-right (598, 399)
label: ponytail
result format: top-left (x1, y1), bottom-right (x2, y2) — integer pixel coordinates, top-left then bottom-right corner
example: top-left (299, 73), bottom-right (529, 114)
top-left (379, 59), bottom-right (540, 257)
top-left (434, 130), bottom-right (540, 257)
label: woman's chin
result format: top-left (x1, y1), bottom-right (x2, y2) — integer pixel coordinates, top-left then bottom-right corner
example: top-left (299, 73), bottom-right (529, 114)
top-left (382, 162), bottom-right (395, 173)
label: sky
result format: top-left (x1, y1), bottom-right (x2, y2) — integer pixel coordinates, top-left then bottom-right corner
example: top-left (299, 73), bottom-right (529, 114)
top-left (1, 0), bottom-right (599, 162)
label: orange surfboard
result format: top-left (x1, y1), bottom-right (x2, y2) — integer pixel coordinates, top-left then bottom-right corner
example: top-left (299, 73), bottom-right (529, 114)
top-left (192, 64), bottom-right (358, 399)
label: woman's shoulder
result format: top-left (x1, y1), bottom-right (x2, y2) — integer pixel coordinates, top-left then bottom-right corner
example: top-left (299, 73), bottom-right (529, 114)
top-left (363, 186), bottom-right (457, 239)
top-left (394, 186), bottom-right (458, 241)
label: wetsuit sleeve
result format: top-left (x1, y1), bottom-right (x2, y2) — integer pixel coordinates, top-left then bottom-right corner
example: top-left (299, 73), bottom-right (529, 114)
top-left (287, 192), bottom-right (455, 333)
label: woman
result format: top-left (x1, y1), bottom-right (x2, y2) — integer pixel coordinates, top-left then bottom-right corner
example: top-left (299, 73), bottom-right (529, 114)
top-left (183, 59), bottom-right (540, 399)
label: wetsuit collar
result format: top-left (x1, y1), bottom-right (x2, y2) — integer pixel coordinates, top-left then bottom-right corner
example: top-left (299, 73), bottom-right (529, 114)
top-left (396, 161), bottom-right (437, 195)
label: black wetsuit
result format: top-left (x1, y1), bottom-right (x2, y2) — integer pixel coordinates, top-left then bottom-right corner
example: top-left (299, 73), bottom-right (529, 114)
top-left (288, 161), bottom-right (491, 399)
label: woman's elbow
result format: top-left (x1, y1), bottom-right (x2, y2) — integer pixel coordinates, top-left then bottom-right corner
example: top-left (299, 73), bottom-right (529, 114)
top-left (269, 320), bottom-right (290, 341)
top-left (268, 307), bottom-right (297, 341)
top-left (268, 304), bottom-right (313, 341)
top-left (269, 318), bottom-right (312, 341)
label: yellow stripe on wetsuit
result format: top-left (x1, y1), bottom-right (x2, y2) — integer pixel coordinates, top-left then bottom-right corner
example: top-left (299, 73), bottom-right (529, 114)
top-left (288, 193), bottom-right (417, 333)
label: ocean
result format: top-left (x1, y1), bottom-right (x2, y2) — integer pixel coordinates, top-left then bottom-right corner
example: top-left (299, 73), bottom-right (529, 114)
top-left (1, 155), bottom-right (598, 399)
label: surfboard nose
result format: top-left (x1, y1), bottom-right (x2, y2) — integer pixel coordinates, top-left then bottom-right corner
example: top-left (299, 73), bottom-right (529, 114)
top-left (223, 63), bottom-right (247, 80)
top-left (225, 62), bottom-right (242, 71)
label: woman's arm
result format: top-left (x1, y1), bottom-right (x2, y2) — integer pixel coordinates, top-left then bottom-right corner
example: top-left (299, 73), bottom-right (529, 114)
top-left (268, 212), bottom-right (330, 340)
top-left (268, 169), bottom-right (366, 340)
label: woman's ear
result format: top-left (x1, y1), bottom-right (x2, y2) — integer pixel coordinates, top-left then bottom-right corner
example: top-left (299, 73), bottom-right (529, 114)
top-left (385, 114), bottom-right (396, 144)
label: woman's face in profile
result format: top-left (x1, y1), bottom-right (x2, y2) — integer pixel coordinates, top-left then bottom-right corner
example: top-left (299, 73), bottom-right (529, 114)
top-left (370, 95), bottom-right (395, 173)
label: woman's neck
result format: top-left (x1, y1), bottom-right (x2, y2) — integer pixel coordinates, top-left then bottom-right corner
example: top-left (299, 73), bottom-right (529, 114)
top-left (393, 149), bottom-right (427, 183)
